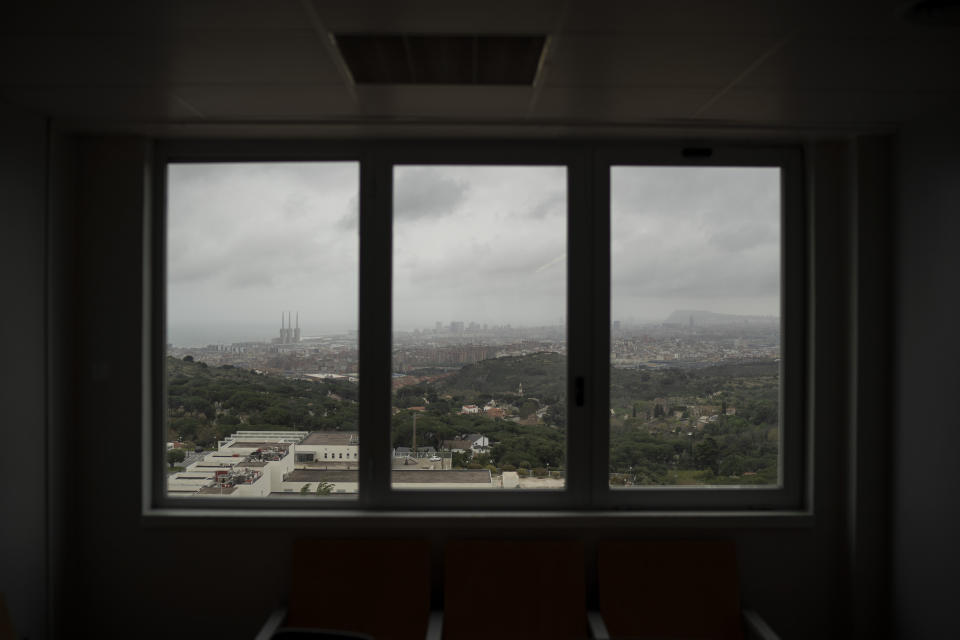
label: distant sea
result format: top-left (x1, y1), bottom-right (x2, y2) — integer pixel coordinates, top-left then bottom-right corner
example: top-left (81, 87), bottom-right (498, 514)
top-left (167, 324), bottom-right (353, 348)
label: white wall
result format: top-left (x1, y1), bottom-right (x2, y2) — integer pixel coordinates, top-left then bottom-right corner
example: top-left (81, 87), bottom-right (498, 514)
top-left (298, 444), bottom-right (359, 461)
top-left (269, 450), bottom-right (295, 487)
top-left (0, 100), bottom-right (49, 639)
top-left (893, 121), bottom-right (960, 638)
top-left (232, 471), bottom-right (271, 498)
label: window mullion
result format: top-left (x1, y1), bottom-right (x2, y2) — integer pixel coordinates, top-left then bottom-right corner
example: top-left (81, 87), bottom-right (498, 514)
top-left (590, 151), bottom-right (611, 504)
top-left (564, 151), bottom-right (593, 507)
top-left (358, 152), bottom-right (393, 508)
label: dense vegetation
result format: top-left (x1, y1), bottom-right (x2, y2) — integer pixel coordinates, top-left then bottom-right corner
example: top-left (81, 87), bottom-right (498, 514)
top-left (165, 357), bottom-right (358, 448)
top-left (435, 352), bottom-right (566, 404)
top-left (404, 354), bottom-right (779, 484)
top-left (167, 352), bottom-right (778, 484)
top-left (390, 352), bottom-right (567, 468)
top-left (609, 362), bottom-right (779, 485)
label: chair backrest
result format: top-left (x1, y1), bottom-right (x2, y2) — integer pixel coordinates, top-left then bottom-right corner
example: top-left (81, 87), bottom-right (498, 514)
top-left (443, 540), bottom-right (586, 640)
top-left (598, 540), bottom-right (743, 640)
top-left (287, 539), bottom-right (431, 640)
top-left (0, 593), bottom-right (16, 640)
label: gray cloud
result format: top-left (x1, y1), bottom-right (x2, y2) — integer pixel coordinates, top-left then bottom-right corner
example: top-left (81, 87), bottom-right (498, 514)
top-left (394, 167), bottom-right (469, 221)
top-left (392, 166), bottom-right (567, 328)
top-left (166, 162), bottom-right (360, 339)
top-left (334, 194), bottom-right (360, 230)
top-left (610, 166), bottom-right (780, 321)
top-left (166, 162), bottom-right (779, 343)
top-left (523, 191), bottom-right (566, 220)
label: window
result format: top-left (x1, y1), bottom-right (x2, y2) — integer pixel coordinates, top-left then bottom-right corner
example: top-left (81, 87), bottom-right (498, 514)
top-left (609, 166), bottom-right (781, 488)
top-left (391, 164), bottom-right (567, 491)
top-left (160, 159), bottom-right (359, 502)
top-left (152, 142), bottom-right (804, 512)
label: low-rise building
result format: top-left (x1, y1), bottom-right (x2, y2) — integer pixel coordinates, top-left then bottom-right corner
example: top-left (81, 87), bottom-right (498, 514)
top-left (465, 433), bottom-right (490, 454)
top-left (442, 439), bottom-right (474, 452)
top-left (168, 429), bottom-right (497, 496)
top-left (167, 440), bottom-right (295, 497)
top-left (277, 469), bottom-right (494, 494)
top-left (295, 431), bottom-right (359, 463)
top-left (483, 406), bottom-right (506, 419)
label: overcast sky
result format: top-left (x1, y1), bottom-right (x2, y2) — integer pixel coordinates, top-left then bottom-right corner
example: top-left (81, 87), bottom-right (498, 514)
top-left (611, 165), bottom-right (780, 324)
top-left (393, 165), bottom-right (566, 330)
top-left (167, 162), bottom-right (779, 346)
top-left (167, 162), bottom-right (359, 346)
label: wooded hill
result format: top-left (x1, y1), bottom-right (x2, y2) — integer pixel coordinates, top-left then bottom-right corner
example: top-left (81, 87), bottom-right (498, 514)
top-left (165, 356), bottom-right (358, 448)
top-left (166, 353), bottom-right (779, 484)
top-left (422, 353), bottom-right (780, 484)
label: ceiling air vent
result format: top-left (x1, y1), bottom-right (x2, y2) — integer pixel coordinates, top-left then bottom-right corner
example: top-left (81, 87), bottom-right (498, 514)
top-left (333, 34), bottom-right (547, 85)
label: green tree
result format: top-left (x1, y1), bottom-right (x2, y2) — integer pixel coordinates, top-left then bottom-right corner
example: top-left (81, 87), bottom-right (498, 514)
top-left (693, 437), bottom-right (720, 474)
top-left (315, 481), bottom-right (334, 496)
top-left (451, 450), bottom-right (472, 468)
top-left (427, 399), bottom-right (451, 416)
top-left (194, 423), bottom-right (217, 448)
top-left (300, 483), bottom-right (310, 494)
top-left (166, 448), bottom-right (186, 468)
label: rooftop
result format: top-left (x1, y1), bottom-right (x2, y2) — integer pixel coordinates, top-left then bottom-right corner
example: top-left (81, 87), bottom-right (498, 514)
top-left (442, 440), bottom-right (474, 450)
top-left (286, 469), bottom-right (492, 484)
top-left (300, 431), bottom-right (359, 446)
top-left (226, 441), bottom-right (292, 450)
top-left (196, 486), bottom-right (238, 495)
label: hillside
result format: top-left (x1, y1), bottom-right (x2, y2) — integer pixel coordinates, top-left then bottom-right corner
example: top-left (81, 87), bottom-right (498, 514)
top-left (165, 357), bottom-right (358, 447)
top-left (166, 352), bottom-right (779, 483)
top-left (434, 352), bottom-right (777, 410)
top-left (432, 352), bottom-right (566, 403)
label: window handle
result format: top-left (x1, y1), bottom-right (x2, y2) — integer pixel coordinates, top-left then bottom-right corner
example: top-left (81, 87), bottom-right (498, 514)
top-left (575, 376), bottom-right (585, 407)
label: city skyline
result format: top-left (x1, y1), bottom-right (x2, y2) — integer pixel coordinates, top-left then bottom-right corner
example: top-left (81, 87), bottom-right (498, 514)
top-left (168, 308), bottom-right (778, 348)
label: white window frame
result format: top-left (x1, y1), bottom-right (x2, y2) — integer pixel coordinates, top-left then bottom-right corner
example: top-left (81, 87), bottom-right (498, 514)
top-left (147, 140), bottom-right (807, 515)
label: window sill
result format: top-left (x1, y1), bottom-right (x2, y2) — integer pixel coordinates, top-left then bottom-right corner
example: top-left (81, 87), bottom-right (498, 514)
top-left (141, 507), bottom-right (814, 528)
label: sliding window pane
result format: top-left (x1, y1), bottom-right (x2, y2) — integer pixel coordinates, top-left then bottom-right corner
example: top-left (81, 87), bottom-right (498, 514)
top-left (164, 162), bottom-right (360, 499)
top-left (610, 167), bottom-right (781, 487)
top-left (392, 165), bottom-right (567, 490)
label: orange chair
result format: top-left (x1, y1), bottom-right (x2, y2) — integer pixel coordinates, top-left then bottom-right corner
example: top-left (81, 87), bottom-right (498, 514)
top-left (441, 540), bottom-right (587, 640)
top-left (591, 540), bottom-right (778, 640)
top-left (258, 539), bottom-right (437, 640)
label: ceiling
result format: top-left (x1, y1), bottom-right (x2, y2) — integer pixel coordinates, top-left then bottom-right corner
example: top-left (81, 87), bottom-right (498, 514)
top-left (2, 0), bottom-right (959, 135)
